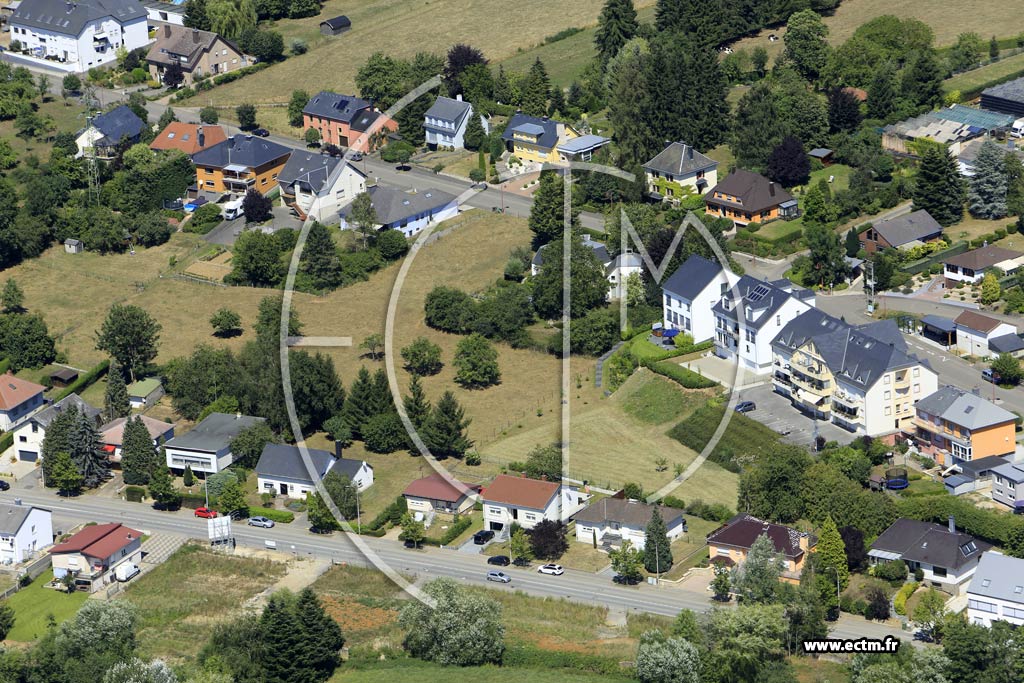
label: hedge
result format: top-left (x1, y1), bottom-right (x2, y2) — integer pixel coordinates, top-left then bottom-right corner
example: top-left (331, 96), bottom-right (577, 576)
top-left (53, 360), bottom-right (110, 402)
top-left (125, 485), bottom-right (146, 502)
top-left (256, 507), bottom-right (294, 523)
top-left (422, 515), bottom-right (473, 546)
top-left (0, 432), bottom-right (12, 456)
top-left (896, 493), bottom-right (1024, 547)
top-left (0, 358), bottom-right (10, 375)
top-left (180, 492), bottom-right (207, 510)
top-left (900, 241), bottom-right (968, 275)
top-left (959, 63), bottom-right (1024, 100)
top-left (894, 581), bottom-right (918, 615)
top-left (643, 359), bottom-right (719, 389)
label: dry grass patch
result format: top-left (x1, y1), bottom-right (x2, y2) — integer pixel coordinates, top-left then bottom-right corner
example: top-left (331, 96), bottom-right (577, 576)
top-left (184, 251), bottom-right (233, 282)
top-left (126, 544), bottom-right (286, 662)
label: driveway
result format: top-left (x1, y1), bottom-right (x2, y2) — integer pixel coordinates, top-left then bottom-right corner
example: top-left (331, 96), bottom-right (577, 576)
top-left (733, 383), bottom-right (854, 449)
top-left (680, 354), bottom-right (766, 390)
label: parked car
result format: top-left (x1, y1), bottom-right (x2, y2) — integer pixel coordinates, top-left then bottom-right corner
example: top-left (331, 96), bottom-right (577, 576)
top-left (487, 555), bottom-right (511, 566)
top-left (537, 564), bottom-right (564, 576)
top-left (734, 401), bottom-right (756, 413)
top-left (349, 151), bottom-right (363, 161)
top-left (913, 629), bottom-right (935, 643)
top-left (404, 539), bottom-right (421, 549)
top-left (0, 480), bottom-right (10, 491)
top-left (486, 570), bottom-right (511, 583)
top-left (194, 507), bottom-right (218, 519)
top-left (247, 516), bottom-right (274, 528)
top-left (473, 529), bottom-right (495, 545)
top-left (983, 368), bottom-right (1003, 384)
top-left (252, 128), bottom-right (270, 137)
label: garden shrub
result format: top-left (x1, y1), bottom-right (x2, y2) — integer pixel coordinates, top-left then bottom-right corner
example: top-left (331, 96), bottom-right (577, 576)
top-left (125, 485), bottom-right (146, 502)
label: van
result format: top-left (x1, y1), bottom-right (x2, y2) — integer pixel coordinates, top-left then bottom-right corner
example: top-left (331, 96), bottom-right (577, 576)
top-left (1012, 118), bottom-right (1024, 139)
top-left (114, 562), bottom-right (140, 582)
top-left (223, 198), bottom-right (244, 221)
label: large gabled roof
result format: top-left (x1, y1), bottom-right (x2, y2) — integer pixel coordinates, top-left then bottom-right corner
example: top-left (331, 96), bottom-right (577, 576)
top-left (954, 309), bottom-right (1009, 334)
top-left (0, 373), bottom-right (44, 411)
top-left (871, 518), bottom-right (990, 571)
top-left (90, 105), bottom-right (145, 146)
top-left (277, 151), bottom-right (365, 195)
top-left (150, 123), bottom-right (227, 156)
top-left (575, 498), bottom-right (683, 529)
top-left (403, 472), bottom-right (478, 503)
top-left (968, 552), bottom-right (1024, 604)
top-left (302, 91), bottom-right (372, 123)
top-left (164, 413), bottom-right (265, 453)
top-left (712, 275), bottom-right (807, 332)
top-left (870, 209), bottom-right (943, 248)
top-left (482, 474), bottom-right (560, 510)
top-left (255, 443), bottom-right (335, 484)
top-left (643, 142), bottom-right (718, 176)
top-left (707, 514), bottom-right (812, 559)
top-left (191, 135), bottom-right (291, 171)
top-left (340, 185), bottom-right (455, 226)
top-left (502, 113), bottom-right (562, 150)
top-left (29, 394), bottom-right (99, 429)
top-left (12, 0), bottom-right (145, 35)
top-left (50, 522), bottom-right (141, 559)
top-left (424, 96), bottom-right (472, 125)
top-left (707, 168), bottom-right (792, 214)
top-left (662, 254), bottom-right (726, 301)
top-left (914, 385), bottom-right (1017, 430)
top-left (944, 244), bottom-right (1023, 271)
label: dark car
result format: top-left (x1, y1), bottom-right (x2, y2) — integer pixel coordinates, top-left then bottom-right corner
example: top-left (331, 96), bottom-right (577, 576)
top-left (612, 574), bottom-right (641, 585)
top-left (252, 128), bottom-right (270, 137)
top-left (913, 629), bottom-right (935, 643)
top-left (734, 401), bottom-right (756, 413)
top-left (348, 151), bottom-right (363, 161)
top-left (404, 539), bottom-right (421, 549)
top-left (473, 529), bottom-right (495, 545)
top-left (0, 481), bottom-right (9, 491)
top-left (487, 555), bottom-right (511, 566)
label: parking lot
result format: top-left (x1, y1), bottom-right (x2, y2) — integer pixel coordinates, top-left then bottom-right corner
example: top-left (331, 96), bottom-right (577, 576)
top-left (733, 383), bottom-right (854, 449)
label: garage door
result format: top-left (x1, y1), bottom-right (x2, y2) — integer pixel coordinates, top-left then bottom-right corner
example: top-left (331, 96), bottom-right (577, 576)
top-left (18, 450), bottom-right (37, 462)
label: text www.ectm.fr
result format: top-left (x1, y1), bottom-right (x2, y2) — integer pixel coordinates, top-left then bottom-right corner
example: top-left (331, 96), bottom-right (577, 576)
top-left (802, 636), bottom-right (900, 654)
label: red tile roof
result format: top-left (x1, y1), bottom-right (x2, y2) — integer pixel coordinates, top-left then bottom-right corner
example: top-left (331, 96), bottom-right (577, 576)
top-left (150, 123), bottom-right (227, 155)
top-left (50, 523), bottom-right (141, 559)
top-left (0, 373), bottom-right (45, 411)
top-left (955, 310), bottom-right (1006, 334)
top-left (481, 474), bottom-right (559, 510)
top-left (403, 472), bottom-right (477, 503)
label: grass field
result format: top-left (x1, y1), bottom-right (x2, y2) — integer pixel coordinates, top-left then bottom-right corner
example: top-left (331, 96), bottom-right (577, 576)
top-left (331, 660), bottom-right (634, 683)
top-left (945, 51), bottom-right (1024, 95)
top-left (184, 0), bottom-right (656, 112)
top-left (5, 571), bottom-right (88, 642)
top-left (946, 216), bottom-right (1016, 243)
top-left (125, 544), bottom-right (286, 662)
top-left (0, 97), bottom-right (86, 169)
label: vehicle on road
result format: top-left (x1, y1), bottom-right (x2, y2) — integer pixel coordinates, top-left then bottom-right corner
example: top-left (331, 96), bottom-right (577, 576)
top-left (982, 368), bottom-right (1002, 384)
top-left (538, 564), bottom-right (564, 575)
top-left (247, 516), bottom-right (274, 528)
top-left (0, 480), bottom-right (10, 491)
top-left (194, 507), bottom-right (218, 519)
top-left (252, 128), bottom-right (270, 137)
top-left (114, 562), bottom-right (140, 582)
top-left (487, 555), bottom-right (511, 566)
top-left (404, 539), bottom-right (422, 549)
top-left (486, 570), bottom-right (511, 583)
top-left (222, 197), bottom-right (244, 221)
top-left (913, 629), bottom-right (935, 643)
top-left (473, 529), bottom-right (495, 545)
top-left (349, 151), bottom-right (363, 161)
top-left (734, 401), bottom-right (756, 413)
top-left (613, 574), bottom-right (641, 585)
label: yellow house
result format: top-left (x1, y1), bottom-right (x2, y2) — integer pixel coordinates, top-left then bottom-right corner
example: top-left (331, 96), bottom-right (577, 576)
top-left (913, 385), bottom-right (1018, 468)
top-left (707, 514), bottom-right (815, 584)
top-left (501, 113), bottom-right (579, 164)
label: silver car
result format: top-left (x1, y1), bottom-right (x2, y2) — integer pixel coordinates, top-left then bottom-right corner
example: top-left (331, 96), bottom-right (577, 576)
top-left (247, 516), bottom-right (275, 528)
top-left (486, 570), bottom-right (511, 583)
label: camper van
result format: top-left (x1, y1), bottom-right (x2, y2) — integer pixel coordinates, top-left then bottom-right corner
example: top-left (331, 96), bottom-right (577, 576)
top-left (1012, 118), bottom-right (1024, 139)
top-left (223, 197), bottom-right (244, 220)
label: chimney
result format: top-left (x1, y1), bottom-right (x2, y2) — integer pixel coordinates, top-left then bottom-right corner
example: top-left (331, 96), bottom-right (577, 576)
top-left (197, 125), bottom-right (204, 148)
top-left (163, 25), bottom-right (171, 38)
top-left (768, 181), bottom-right (776, 196)
top-left (456, 93), bottom-right (463, 102)
top-left (192, 28), bottom-right (200, 43)
top-left (948, 515), bottom-right (956, 533)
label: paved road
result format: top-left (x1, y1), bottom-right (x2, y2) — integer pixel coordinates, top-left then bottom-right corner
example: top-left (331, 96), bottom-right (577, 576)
top-left (11, 473), bottom-right (914, 645)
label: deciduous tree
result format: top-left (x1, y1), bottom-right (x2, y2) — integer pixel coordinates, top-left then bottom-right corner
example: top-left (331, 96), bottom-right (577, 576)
top-left (766, 136), bottom-right (810, 187)
top-left (635, 630), bottom-right (701, 683)
top-left (609, 538), bottom-right (644, 582)
top-left (96, 304), bottom-right (161, 382)
top-left (732, 533), bottom-right (784, 604)
top-left (401, 336), bottom-right (442, 375)
top-left (399, 578), bottom-right (505, 666)
top-left (210, 308), bottom-right (242, 337)
top-left (1, 278), bottom-right (23, 313)
top-left (229, 230), bottom-right (282, 286)
top-left (782, 9), bottom-right (830, 81)
top-left (453, 333), bottom-right (500, 388)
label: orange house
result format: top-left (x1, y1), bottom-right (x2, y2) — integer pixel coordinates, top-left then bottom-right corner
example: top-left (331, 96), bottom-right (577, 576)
top-left (191, 134), bottom-right (291, 195)
top-left (913, 385), bottom-right (1017, 468)
top-left (302, 91), bottom-right (397, 153)
top-left (707, 514), bottom-right (816, 584)
top-left (704, 168), bottom-right (798, 227)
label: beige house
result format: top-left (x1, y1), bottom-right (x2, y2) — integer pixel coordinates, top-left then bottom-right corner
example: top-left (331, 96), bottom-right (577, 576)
top-left (403, 472), bottom-right (478, 521)
top-left (146, 25), bottom-right (248, 86)
top-left (50, 523), bottom-right (142, 592)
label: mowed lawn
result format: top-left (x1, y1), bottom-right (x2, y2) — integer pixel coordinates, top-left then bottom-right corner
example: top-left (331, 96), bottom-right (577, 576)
top-left (124, 544), bottom-right (286, 662)
top-left (946, 51), bottom-right (1024, 94)
top-left (4, 571), bottom-right (88, 642)
top-left (185, 0), bottom-right (650, 110)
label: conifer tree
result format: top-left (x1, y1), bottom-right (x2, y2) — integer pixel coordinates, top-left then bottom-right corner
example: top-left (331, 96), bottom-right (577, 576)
top-left (369, 368), bottom-right (395, 417)
top-left (300, 221), bottom-right (343, 291)
top-left (403, 374), bottom-right (432, 429)
top-left (845, 228), bottom-right (861, 258)
top-left (595, 0), bottom-right (638, 67)
top-left (608, 49), bottom-right (654, 169)
top-left (148, 463), bottom-right (180, 509)
top-left (866, 61), bottom-right (897, 120)
top-left (493, 65), bottom-right (513, 104)
top-left (655, 0), bottom-right (685, 32)
top-left (643, 507), bottom-right (673, 573)
top-left (296, 587), bottom-right (345, 680)
top-left (67, 408), bottom-right (108, 488)
top-left (1, 278), bottom-right (24, 313)
top-left (816, 515), bottom-right (849, 589)
top-left (520, 58), bottom-right (550, 116)
top-left (341, 367), bottom-right (374, 439)
top-left (103, 359), bottom-right (131, 422)
top-left (41, 407), bottom-right (75, 486)
top-left (422, 391), bottom-right (473, 459)
top-left (913, 145), bottom-right (966, 226)
top-left (827, 88), bottom-right (862, 133)
top-left (121, 416), bottom-right (158, 485)
top-left (968, 140), bottom-right (1008, 219)
top-left (260, 595), bottom-right (308, 683)
top-left (464, 111), bottom-right (486, 151)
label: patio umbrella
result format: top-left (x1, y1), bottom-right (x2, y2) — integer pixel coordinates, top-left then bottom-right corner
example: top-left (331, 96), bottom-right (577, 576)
top-left (662, 329), bottom-right (680, 338)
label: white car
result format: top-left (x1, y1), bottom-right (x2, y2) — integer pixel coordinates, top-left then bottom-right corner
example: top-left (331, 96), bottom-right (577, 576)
top-left (537, 564), bottom-right (564, 576)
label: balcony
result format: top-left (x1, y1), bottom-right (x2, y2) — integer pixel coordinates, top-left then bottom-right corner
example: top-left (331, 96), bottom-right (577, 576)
top-left (832, 391), bottom-right (861, 408)
top-left (791, 369), bottom-right (829, 393)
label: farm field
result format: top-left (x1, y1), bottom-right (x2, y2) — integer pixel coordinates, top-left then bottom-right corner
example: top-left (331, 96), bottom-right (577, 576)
top-left (184, 0), bottom-right (657, 109)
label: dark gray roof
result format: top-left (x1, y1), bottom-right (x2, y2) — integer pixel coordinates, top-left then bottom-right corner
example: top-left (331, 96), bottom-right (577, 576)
top-left (11, 0), bottom-right (145, 34)
top-left (532, 235), bottom-right (610, 269)
top-left (329, 456), bottom-right (368, 480)
top-left (424, 96), bottom-right (472, 125)
top-left (191, 134), bottom-right (291, 170)
top-left (921, 315), bottom-right (956, 333)
top-left (872, 209), bottom-right (943, 247)
top-left (340, 185), bottom-right (455, 226)
top-left (164, 413), bottom-right (264, 452)
top-left (968, 552), bottom-right (1024, 603)
top-left (991, 462), bottom-right (1024, 484)
top-left (575, 498), bottom-right (683, 529)
top-left (808, 147), bottom-right (833, 158)
top-left (990, 333), bottom-right (1024, 354)
top-left (662, 254), bottom-right (725, 301)
top-left (302, 91), bottom-right (372, 123)
top-left (145, 25), bottom-right (232, 71)
top-left (713, 275), bottom-right (805, 332)
top-left (914, 385), bottom-right (1017, 430)
top-left (91, 105), bottom-right (145, 146)
top-left (277, 152), bottom-right (363, 194)
top-left (944, 474), bottom-right (972, 488)
top-left (982, 77), bottom-right (1024, 104)
top-left (871, 518), bottom-right (990, 571)
top-left (320, 15), bottom-right (350, 29)
top-left (0, 503), bottom-right (42, 535)
top-left (256, 443), bottom-right (333, 483)
top-left (350, 109), bottom-right (382, 133)
top-left (502, 113), bottom-right (559, 150)
top-left (707, 168), bottom-right (793, 214)
top-left (642, 142), bottom-right (718, 176)
top-left (772, 309), bottom-right (922, 391)
top-left (30, 394), bottom-right (99, 429)
top-left (959, 455), bottom-right (1011, 478)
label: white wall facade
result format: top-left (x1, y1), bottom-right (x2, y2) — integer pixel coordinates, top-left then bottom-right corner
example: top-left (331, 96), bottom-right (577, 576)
top-left (574, 517), bottom-right (684, 550)
top-left (0, 507), bottom-right (52, 564)
top-left (165, 445), bottom-right (230, 474)
top-left (715, 296), bottom-right (812, 374)
top-left (424, 105), bottom-right (471, 149)
top-left (483, 495), bottom-right (559, 532)
top-left (957, 322), bottom-right (1017, 357)
top-left (12, 417), bottom-right (46, 462)
top-left (0, 391), bottom-right (44, 432)
top-left (11, 15), bottom-right (148, 70)
top-left (294, 164), bottom-right (366, 224)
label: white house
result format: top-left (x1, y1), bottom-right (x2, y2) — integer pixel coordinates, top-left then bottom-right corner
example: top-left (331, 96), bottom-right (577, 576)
top-left (141, 0), bottom-right (185, 28)
top-left (339, 185), bottom-right (458, 238)
top-left (255, 443), bottom-right (373, 499)
top-left (642, 142), bottom-right (719, 202)
top-left (533, 236), bottom-right (643, 301)
top-left (163, 412), bottom-right (264, 475)
top-left (943, 245), bottom-right (1024, 287)
top-left (99, 415), bottom-right (175, 461)
top-left (0, 373), bottom-right (46, 432)
top-left (662, 254), bottom-right (740, 343)
top-left (12, 394), bottom-right (100, 463)
top-left (277, 152), bottom-right (366, 224)
top-left (772, 309), bottom-right (938, 435)
top-left (9, 0), bottom-right (149, 71)
top-left (0, 503), bottom-right (52, 565)
top-left (869, 517), bottom-right (990, 595)
top-left (713, 276), bottom-right (815, 375)
top-left (423, 95), bottom-right (484, 150)
top-left (481, 474), bottom-right (589, 534)
top-left (574, 498), bottom-right (685, 551)
top-left (966, 551), bottom-right (1024, 627)
top-left (954, 310), bottom-right (1017, 358)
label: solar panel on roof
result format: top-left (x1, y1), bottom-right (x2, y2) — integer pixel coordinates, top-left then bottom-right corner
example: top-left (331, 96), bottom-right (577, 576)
top-left (748, 284), bottom-right (772, 302)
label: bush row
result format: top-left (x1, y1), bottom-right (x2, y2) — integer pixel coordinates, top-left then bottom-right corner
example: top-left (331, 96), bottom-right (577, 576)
top-left (643, 359), bottom-right (718, 389)
top-left (900, 241), bottom-right (968, 275)
top-left (421, 515), bottom-right (473, 546)
top-left (125, 485), bottom-right (146, 502)
top-left (255, 507), bottom-right (295, 523)
top-left (893, 581), bottom-right (918, 616)
top-left (54, 359), bottom-right (110, 402)
top-left (960, 64), bottom-right (1024, 100)
top-left (897, 493), bottom-right (1024, 547)
top-left (0, 358), bottom-right (10, 375)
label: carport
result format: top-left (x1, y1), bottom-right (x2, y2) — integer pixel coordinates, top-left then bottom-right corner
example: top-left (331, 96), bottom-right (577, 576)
top-left (921, 315), bottom-right (956, 348)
